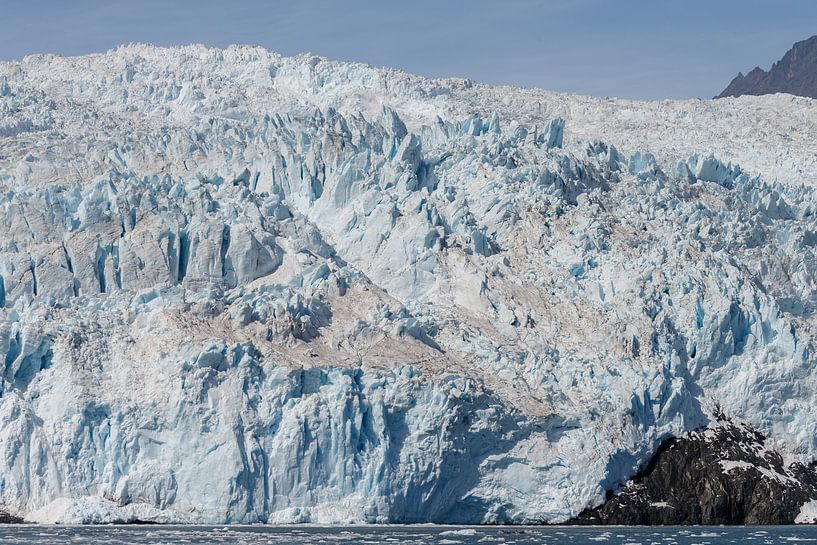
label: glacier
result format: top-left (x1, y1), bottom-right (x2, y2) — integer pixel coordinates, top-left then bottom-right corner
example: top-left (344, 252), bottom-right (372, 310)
top-left (0, 44), bottom-right (816, 523)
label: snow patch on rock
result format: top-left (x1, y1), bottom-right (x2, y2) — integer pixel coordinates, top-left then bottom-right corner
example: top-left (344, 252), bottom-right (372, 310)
top-left (797, 500), bottom-right (817, 524)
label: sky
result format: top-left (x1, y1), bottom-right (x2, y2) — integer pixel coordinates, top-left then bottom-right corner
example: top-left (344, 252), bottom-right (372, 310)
top-left (1, 0), bottom-right (816, 100)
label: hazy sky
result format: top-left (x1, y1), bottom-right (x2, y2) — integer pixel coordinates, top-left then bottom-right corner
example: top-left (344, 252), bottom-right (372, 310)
top-left (1, 0), bottom-right (815, 99)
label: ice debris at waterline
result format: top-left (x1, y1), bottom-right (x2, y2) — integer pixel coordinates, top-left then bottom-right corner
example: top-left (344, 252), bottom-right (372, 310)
top-left (3, 526), bottom-right (817, 545)
top-left (1, 44), bottom-right (817, 524)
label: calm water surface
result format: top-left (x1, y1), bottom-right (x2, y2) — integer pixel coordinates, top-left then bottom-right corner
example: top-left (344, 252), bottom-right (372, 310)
top-left (1, 525), bottom-right (817, 544)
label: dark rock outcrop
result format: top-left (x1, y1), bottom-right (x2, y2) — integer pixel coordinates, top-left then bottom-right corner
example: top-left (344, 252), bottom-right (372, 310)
top-left (0, 511), bottom-right (25, 524)
top-left (717, 35), bottom-right (817, 99)
top-left (571, 418), bottom-right (817, 525)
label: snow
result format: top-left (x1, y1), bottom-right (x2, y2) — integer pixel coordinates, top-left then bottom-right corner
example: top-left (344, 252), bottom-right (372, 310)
top-left (0, 43), bottom-right (816, 524)
top-left (720, 460), bottom-right (796, 484)
top-left (720, 460), bottom-right (756, 472)
top-left (797, 500), bottom-right (817, 524)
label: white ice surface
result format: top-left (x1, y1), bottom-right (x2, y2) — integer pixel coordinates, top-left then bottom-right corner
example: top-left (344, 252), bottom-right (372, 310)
top-left (0, 44), bottom-right (816, 523)
top-left (797, 500), bottom-right (817, 524)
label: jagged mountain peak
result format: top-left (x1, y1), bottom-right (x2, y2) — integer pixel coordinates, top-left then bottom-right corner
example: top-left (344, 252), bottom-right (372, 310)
top-left (717, 35), bottom-right (817, 99)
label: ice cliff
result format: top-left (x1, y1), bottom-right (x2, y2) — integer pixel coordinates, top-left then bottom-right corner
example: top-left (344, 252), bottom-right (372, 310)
top-left (0, 44), bottom-right (817, 523)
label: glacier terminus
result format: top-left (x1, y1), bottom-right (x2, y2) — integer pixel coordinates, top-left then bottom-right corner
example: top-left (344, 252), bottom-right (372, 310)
top-left (0, 44), bottom-right (817, 524)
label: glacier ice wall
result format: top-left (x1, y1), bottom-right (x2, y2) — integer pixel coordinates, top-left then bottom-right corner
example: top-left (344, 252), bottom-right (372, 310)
top-left (0, 44), bottom-right (816, 523)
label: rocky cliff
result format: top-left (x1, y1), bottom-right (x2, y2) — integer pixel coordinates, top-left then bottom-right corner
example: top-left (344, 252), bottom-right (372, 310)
top-left (718, 35), bottom-right (817, 99)
top-left (572, 417), bottom-right (817, 525)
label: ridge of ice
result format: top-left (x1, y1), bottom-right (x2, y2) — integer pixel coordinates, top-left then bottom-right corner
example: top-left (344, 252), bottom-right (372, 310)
top-left (0, 44), bottom-right (816, 523)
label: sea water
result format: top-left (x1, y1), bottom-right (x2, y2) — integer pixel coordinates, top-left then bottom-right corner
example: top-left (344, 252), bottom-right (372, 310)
top-left (0, 525), bottom-right (816, 544)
